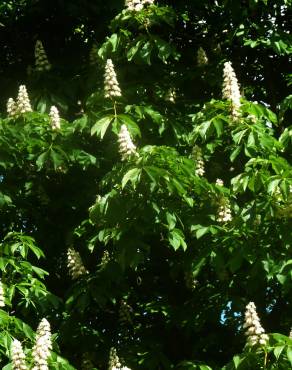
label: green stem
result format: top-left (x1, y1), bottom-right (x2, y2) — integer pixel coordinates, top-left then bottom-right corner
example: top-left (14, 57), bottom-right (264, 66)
top-left (113, 100), bottom-right (117, 117)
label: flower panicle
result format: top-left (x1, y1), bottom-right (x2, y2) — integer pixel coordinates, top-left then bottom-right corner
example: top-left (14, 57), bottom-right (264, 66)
top-left (119, 299), bottom-right (133, 325)
top-left (32, 318), bottom-right (52, 370)
top-left (118, 125), bottom-right (137, 161)
top-left (125, 0), bottom-right (154, 11)
top-left (16, 85), bottom-right (32, 114)
top-left (0, 280), bottom-right (5, 307)
top-left (108, 347), bottom-right (121, 370)
top-left (81, 353), bottom-right (94, 370)
top-left (243, 302), bottom-right (268, 347)
top-left (104, 59), bottom-right (122, 99)
top-left (49, 106), bottom-right (61, 130)
top-left (217, 198), bottom-right (232, 223)
top-left (6, 85), bottom-right (33, 118)
top-left (11, 339), bottom-right (27, 370)
top-left (7, 98), bottom-right (18, 118)
top-left (197, 47), bottom-right (208, 66)
top-left (89, 44), bottom-right (99, 66)
top-left (222, 61), bottom-right (241, 119)
top-left (67, 247), bottom-right (89, 280)
top-left (191, 145), bottom-right (205, 176)
top-left (35, 40), bottom-right (51, 72)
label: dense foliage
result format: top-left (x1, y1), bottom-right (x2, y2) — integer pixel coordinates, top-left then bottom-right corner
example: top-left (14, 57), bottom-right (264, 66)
top-left (0, 0), bottom-right (291, 369)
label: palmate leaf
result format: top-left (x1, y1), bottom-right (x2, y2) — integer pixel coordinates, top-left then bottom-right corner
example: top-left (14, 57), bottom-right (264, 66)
top-left (121, 167), bottom-right (142, 189)
top-left (91, 115), bottom-right (114, 138)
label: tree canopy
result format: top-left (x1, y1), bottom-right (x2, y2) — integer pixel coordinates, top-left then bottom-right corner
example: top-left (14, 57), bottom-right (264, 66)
top-left (0, 0), bottom-right (291, 369)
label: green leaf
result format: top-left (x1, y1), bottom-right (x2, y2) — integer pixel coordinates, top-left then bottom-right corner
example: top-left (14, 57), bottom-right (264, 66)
top-left (153, 37), bottom-right (173, 62)
top-left (127, 39), bottom-right (144, 61)
top-left (139, 41), bottom-right (153, 65)
top-left (212, 117), bottom-right (224, 137)
top-left (232, 355), bottom-right (242, 368)
top-left (230, 145), bottom-right (242, 162)
top-left (36, 150), bottom-right (49, 170)
top-left (274, 345), bottom-right (285, 360)
top-left (121, 168), bottom-right (141, 189)
top-left (118, 114), bottom-right (141, 137)
top-left (91, 115), bottom-right (114, 139)
top-left (287, 346), bottom-right (292, 365)
top-left (50, 148), bottom-right (64, 170)
top-left (166, 212), bottom-right (176, 230)
top-left (267, 179), bottom-right (280, 194)
top-left (196, 227), bottom-right (209, 239)
top-left (169, 228), bottom-right (187, 251)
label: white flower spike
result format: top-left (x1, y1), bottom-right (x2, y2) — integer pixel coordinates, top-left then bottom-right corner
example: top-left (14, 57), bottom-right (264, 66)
top-left (197, 47), bottom-right (208, 66)
top-left (104, 59), bottom-right (122, 99)
top-left (67, 247), bottom-right (89, 280)
top-left (34, 40), bottom-right (51, 72)
top-left (49, 106), bottom-right (61, 130)
top-left (192, 146), bottom-right (205, 177)
top-left (11, 339), bottom-right (27, 370)
top-left (125, 0), bottom-right (154, 11)
top-left (243, 302), bottom-right (268, 347)
top-left (222, 61), bottom-right (241, 119)
top-left (217, 198), bottom-right (232, 223)
top-left (16, 85), bottom-right (32, 114)
top-left (7, 98), bottom-right (18, 118)
top-left (118, 125), bottom-right (137, 161)
top-left (32, 318), bottom-right (52, 370)
top-left (0, 280), bottom-right (5, 307)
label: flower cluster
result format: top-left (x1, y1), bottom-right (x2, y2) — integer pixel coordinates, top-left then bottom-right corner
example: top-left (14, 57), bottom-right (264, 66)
top-left (89, 44), bottom-right (99, 66)
top-left (7, 98), bottom-right (18, 118)
top-left (118, 125), bottom-right (137, 161)
top-left (184, 272), bottom-right (198, 290)
top-left (108, 348), bottom-right (131, 370)
top-left (197, 47), bottom-right (208, 66)
top-left (165, 87), bottom-right (177, 103)
top-left (215, 178), bottom-right (224, 187)
top-left (243, 302), bottom-right (269, 347)
top-left (104, 59), bottom-right (122, 99)
top-left (100, 250), bottom-right (111, 269)
top-left (17, 85), bottom-right (33, 114)
top-left (192, 145), bottom-right (205, 176)
top-left (34, 40), bottom-right (51, 72)
top-left (125, 0), bottom-right (154, 11)
top-left (108, 347), bottom-right (121, 370)
top-left (0, 280), bottom-right (5, 307)
top-left (217, 198), bottom-right (232, 223)
top-left (67, 247), bottom-right (88, 280)
top-left (119, 299), bottom-right (133, 325)
top-left (11, 339), bottom-right (27, 370)
top-left (81, 353), bottom-right (94, 370)
top-left (32, 318), bottom-right (52, 370)
top-left (7, 85), bottom-right (33, 117)
top-left (49, 106), bottom-right (61, 130)
top-left (222, 61), bottom-right (241, 119)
